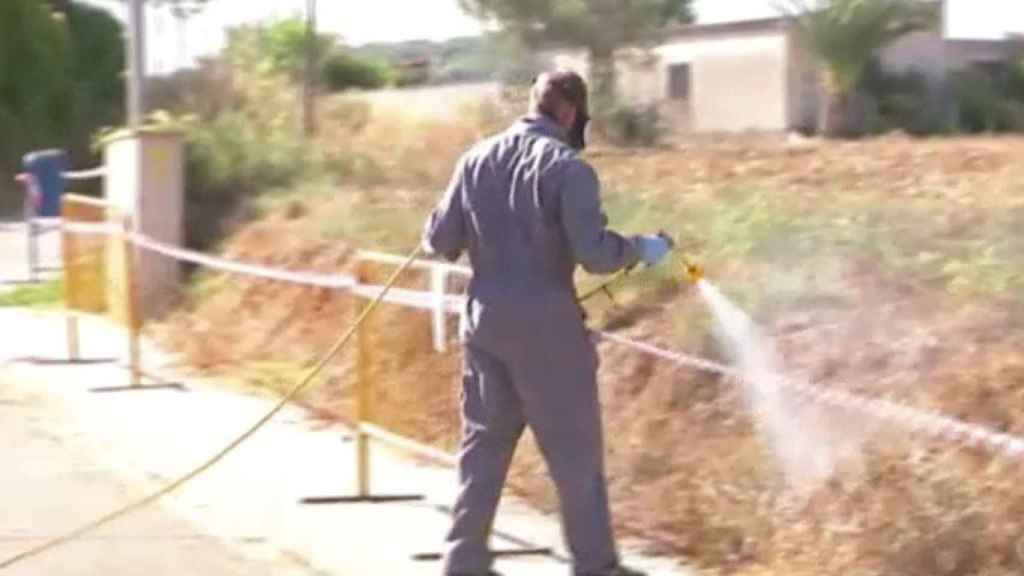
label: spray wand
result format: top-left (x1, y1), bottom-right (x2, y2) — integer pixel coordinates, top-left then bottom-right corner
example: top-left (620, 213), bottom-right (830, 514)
top-left (578, 250), bottom-right (704, 306)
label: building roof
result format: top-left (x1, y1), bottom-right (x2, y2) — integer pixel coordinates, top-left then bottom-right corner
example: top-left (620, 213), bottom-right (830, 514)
top-left (659, 16), bottom-right (793, 41)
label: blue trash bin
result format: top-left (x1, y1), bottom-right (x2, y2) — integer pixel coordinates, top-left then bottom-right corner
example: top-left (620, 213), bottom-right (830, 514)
top-left (22, 149), bottom-right (69, 218)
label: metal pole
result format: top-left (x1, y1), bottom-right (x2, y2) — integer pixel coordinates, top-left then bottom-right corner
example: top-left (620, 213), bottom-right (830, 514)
top-left (123, 216), bottom-right (142, 387)
top-left (127, 0), bottom-right (146, 127)
top-left (61, 198), bottom-right (79, 362)
top-left (24, 189), bottom-right (37, 283)
top-left (430, 267), bottom-right (448, 353)
top-left (302, 0), bottom-right (317, 137)
top-left (355, 259), bottom-right (372, 497)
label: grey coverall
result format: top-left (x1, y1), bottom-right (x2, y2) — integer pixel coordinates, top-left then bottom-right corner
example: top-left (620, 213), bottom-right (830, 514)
top-left (422, 114), bottom-right (640, 576)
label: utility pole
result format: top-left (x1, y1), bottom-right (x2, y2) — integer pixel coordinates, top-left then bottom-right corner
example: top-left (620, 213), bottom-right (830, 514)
top-left (303, 0), bottom-right (318, 137)
top-left (127, 0), bottom-right (146, 127)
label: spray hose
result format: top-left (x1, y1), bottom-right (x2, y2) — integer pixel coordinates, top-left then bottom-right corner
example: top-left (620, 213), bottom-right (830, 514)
top-left (0, 245), bottom-right (424, 572)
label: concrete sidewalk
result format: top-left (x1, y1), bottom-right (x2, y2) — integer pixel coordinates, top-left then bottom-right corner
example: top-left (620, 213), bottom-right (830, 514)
top-left (0, 363), bottom-right (308, 576)
top-left (0, 308), bottom-right (693, 575)
top-left (0, 220), bottom-right (61, 289)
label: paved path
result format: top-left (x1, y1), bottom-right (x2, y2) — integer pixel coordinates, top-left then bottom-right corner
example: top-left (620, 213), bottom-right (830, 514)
top-left (0, 371), bottom-right (309, 576)
top-left (0, 220), bottom-right (61, 290)
top-left (0, 309), bottom-right (694, 575)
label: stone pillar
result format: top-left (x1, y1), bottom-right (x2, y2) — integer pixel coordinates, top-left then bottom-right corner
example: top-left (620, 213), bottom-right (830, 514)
top-left (102, 128), bottom-right (184, 320)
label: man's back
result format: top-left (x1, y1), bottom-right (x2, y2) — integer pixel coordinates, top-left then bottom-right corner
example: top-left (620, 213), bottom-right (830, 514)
top-left (424, 115), bottom-right (637, 314)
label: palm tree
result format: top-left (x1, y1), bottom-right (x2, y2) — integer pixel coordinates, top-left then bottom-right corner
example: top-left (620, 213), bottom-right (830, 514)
top-left (782, 0), bottom-right (938, 136)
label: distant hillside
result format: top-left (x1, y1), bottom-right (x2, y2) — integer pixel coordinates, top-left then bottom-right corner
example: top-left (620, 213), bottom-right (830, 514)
top-left (352, 35), bottom-right (537, 85)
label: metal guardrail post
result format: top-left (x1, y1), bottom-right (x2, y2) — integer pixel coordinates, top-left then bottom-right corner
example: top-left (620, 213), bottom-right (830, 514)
top-left (355, 258), bottom-right (372, 498)
top-left (299, 257), bottom-right (425, 506)
top-left (430, 267), bottom-right (448, 352)
top-left (60, 199), bottom-right (78, 362)
top-left (25, 199), bottom-right (38, 283)
top-left (123, 216), bottom-right (142, 387)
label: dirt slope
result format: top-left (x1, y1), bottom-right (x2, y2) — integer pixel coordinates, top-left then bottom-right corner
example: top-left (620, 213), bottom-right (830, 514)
top-left (155, 135), bottom-right (1024, 576)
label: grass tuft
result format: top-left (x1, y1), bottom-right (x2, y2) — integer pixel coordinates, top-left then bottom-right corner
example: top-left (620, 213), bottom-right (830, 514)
top-left (0, 278), bottom-right (63, 309)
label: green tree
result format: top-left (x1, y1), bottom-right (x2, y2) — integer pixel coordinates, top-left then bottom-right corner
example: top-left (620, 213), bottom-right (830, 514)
top-left (0, 0), bottom-right (125, 203)
top-left (782, 0), bottom-right (937, 136)
top-left (66, 2), bottom-right (126, 160)
top-left (457, 0), bottom-right (695, 108)
top-left (0, 0), bottom-right (70, 177)
top-left (229, 18), bottom-right (334, 81)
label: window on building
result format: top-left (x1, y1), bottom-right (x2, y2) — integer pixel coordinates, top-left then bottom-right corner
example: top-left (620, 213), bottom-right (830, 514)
top-left (667, 63), bottom-right (691, 100)
top-left (971, 59), bottom-right (1008, 83)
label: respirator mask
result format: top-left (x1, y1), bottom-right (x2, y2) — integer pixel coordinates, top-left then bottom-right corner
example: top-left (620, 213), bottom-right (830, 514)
top-left (569, 109), bottom-right (591, 151)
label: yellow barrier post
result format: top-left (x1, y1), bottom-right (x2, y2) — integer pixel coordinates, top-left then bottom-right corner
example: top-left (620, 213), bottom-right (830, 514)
top-left (355, 259), bottom-right (373, 498)
top-left (123, 216), bottom-right (142, 387)
top-left (299, 257), bottom-right (426, 506)
top-left (61, 194), bottom-right (110, 363)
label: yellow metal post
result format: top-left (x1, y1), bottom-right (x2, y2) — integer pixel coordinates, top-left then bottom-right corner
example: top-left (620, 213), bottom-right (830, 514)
top-left (355, 259), bottom-right (373, 497)
top-left (123, 216), bottom-right (142, 387)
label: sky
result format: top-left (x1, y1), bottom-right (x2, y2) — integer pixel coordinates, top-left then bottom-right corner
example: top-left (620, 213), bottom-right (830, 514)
top-left (81, 0), bottom-right (1024, 75)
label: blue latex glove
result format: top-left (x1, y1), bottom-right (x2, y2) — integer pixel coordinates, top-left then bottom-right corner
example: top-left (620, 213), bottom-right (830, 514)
top-left (632, 233), bottom-right (673, 266)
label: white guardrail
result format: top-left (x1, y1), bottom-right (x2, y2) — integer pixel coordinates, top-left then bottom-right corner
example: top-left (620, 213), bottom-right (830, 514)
top-left (58, 221), bottom-right (1024, 464)
top-left (15, 167), bottom-right (106, 282)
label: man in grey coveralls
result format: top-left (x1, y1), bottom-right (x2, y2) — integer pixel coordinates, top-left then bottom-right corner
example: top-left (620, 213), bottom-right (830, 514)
top-left (421, 70), bottom-right (673, 576)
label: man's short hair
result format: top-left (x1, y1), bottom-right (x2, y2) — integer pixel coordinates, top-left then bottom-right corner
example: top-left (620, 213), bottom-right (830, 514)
top-left (530, 70), bottom-right (589, 120)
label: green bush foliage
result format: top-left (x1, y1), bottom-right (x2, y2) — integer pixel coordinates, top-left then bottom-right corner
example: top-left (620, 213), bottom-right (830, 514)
top-left (321, 51), bottom-right (393, 91)
top-left (179, 82), bottom-right (312, 248)
top-left (0, 0), bottom-right (124, 209)
top-left (226, 19), bottom-right (396, 93)
top-left (860, 59), bottom-right (953, 134)
top-left (0, 0), bottom-right (71, 176)
top-left (604, 103), bottom-right (664, 147)
top-left (66, 2), bottom-right (125, 166)
top-left (951, 67), bottom-right (1024, 133)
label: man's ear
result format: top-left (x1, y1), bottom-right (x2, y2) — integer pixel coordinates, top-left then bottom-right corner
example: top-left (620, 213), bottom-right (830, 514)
top-left (558, 104), bottom-right (577, 130)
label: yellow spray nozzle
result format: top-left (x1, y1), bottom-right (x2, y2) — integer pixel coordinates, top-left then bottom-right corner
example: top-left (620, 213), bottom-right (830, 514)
top-left (681, 257), bottom-right (703, 283)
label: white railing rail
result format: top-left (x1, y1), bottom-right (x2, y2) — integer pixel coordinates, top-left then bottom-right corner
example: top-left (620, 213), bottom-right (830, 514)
top-left (57, 221), bottom-right (1024, 465)
top-left (13, 166), bottom-right (106, 282)
top-left (357, 250), bottom-right (470, 352)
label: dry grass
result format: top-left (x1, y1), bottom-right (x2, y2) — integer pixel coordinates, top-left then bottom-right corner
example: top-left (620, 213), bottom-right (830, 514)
top-left (153, 101), bottom-right (1024, 576)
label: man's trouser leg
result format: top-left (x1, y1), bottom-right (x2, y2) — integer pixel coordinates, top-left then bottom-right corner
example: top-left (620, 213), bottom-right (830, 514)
top-left (512, 335), bottom-right (619, 576)
top-left (443, 344), bottom-right (525, 575)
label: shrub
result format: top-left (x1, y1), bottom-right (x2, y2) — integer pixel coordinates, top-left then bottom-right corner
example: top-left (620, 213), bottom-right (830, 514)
top-left (861, 60), bottom-right (951, 134)
top-left (951, 68), bottom-right (1023, 133)
top-left (146, 60), bottom-right (238, 119)
top-left (393, 62), bottom-right (432, 87)
top-left (321, 51), bottom-right (393, 91)
top-left (603, 103), bottom-right (664, 147)
top-left (183, 110), bottom-right (310, 248)
top-left (1007, 54), bottom-right (1024, 101)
